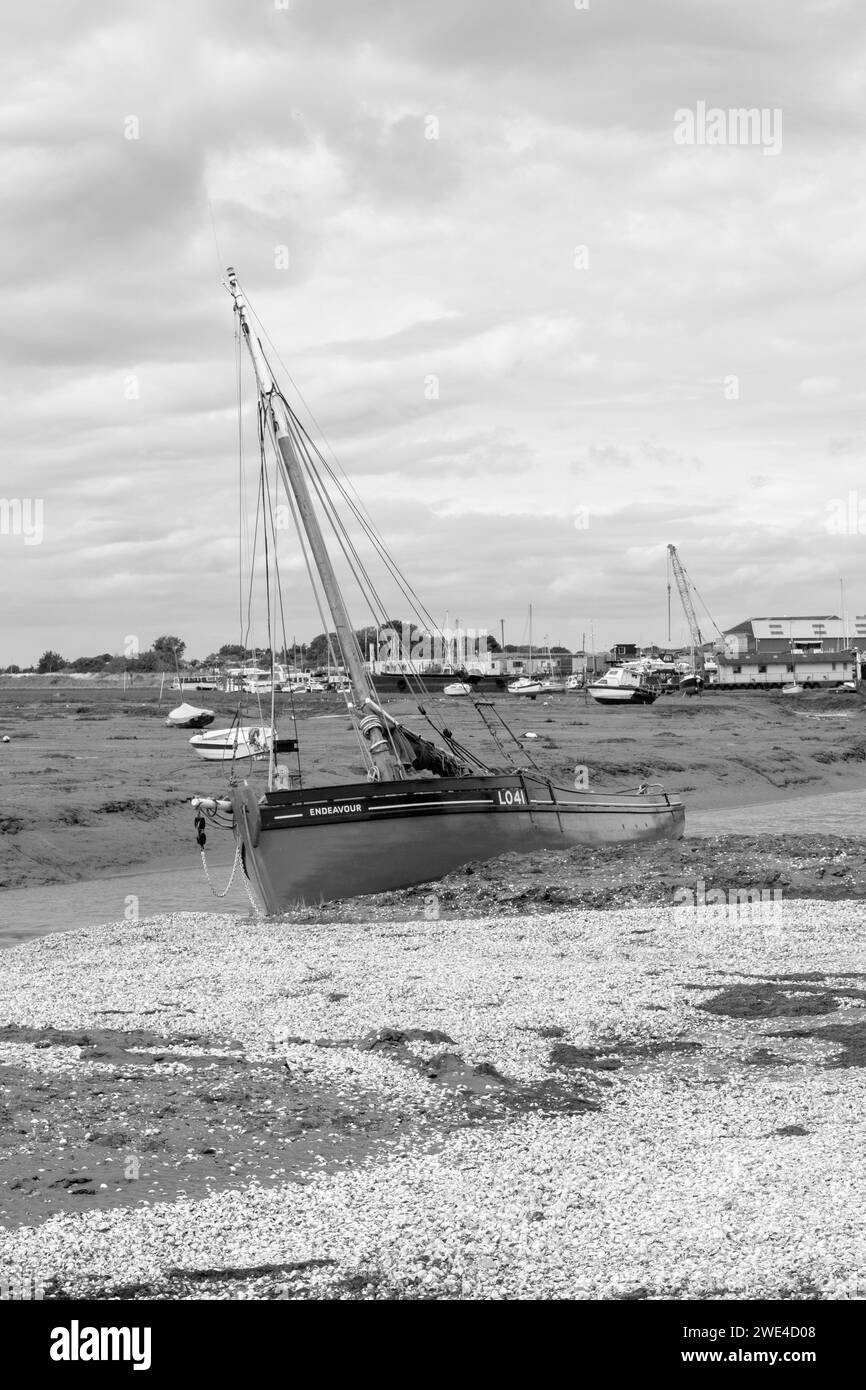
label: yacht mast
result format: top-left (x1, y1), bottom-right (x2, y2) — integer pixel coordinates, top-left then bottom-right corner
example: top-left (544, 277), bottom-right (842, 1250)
top-left (529, 603), bottom-right (533, 678)
top-left (226, 268), bottom-right (402, 782)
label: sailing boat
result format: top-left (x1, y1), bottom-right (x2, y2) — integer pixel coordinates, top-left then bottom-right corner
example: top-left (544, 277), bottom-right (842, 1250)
top-left (781, 621), bottom-right (803, 695)
top-left (192, 270), bottom-right (684, 913)
top-left (508, 604), bottom-right (545, 696)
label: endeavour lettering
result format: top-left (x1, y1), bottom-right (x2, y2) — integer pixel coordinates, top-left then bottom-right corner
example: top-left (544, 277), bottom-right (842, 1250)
top-left (308, 803), bottom-right (363, 817)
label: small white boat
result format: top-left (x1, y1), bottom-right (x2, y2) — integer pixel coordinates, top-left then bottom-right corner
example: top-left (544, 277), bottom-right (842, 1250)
top-left (781, 683), bottom-right (803, 695)
top-left (166, 702), bottom-right (216, 729)
top-left (507, 677), bottom-right (545, 697)
top-left (444, 681), bottom-right (473, 696)
top-left (678, 672), bottom-right (703, 695)
top-left (243, 677), bottom-right (281, 694)
top-left (189, 725), bottom-right (274, 761)
top-left (588, 667), bottom-right (658, 706)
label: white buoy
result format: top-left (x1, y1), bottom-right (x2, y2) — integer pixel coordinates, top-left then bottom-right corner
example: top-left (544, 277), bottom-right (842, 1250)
top-left (1, 735), bottom-right (9, 743)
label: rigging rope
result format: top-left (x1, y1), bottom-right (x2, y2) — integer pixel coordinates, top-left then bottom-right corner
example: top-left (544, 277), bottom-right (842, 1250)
top-left (243, 291), bottom-right (462, 678)
top-left (232, 277), bottom-right (488, 778)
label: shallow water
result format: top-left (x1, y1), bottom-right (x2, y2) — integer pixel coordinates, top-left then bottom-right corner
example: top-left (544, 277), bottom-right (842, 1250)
top-left (2, 786), bottom-right (865, 948)
top-left (687, 787), bottom-right (866, 838)
top-left (0, 858), bottom-right (253, 948)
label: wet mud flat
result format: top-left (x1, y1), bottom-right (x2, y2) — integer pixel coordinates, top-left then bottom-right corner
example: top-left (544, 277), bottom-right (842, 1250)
top-left (3, 684), bottom-right (866, 893)
top-left (1, 905), bottom-right (865, 1300)
top-left (281, 832), bottom-right (866, 922)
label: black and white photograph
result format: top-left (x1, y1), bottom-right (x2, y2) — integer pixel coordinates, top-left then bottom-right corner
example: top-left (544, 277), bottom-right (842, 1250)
top-left (1, 0), bottom-right (863, 1355)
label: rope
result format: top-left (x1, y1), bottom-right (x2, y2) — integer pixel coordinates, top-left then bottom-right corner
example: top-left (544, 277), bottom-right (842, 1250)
top-left (242, 288), bottom-right (452, 675)
top-left (231, 276), bottom-right (476, 779)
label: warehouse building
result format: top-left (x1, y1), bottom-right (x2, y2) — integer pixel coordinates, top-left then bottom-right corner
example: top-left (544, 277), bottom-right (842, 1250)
top-left (723, 615), bottom-right (866, 657)
top-left (714, 651), bottom-right (857, 688)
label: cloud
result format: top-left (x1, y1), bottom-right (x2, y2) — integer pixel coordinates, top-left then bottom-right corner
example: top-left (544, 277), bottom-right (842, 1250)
top-left (1, 0), bottom-right (864, 663)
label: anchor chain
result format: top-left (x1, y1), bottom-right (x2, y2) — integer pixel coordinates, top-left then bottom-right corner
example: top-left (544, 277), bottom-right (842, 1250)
top-left (195, 813), bottom-right (263, 915)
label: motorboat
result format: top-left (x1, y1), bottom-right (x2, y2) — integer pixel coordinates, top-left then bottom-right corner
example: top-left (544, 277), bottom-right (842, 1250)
top-left (243, 677), bottom-right (282, 695)
top-left (588, 666), bottom-right (658, 706)
top-left (190, 725), bottom-right (274, 761)
top-left (678, 672), bottom-right (704, 696)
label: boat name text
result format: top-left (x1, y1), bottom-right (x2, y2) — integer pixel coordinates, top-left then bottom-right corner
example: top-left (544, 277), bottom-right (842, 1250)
top-left (496, 789), bottom-right (527, 806)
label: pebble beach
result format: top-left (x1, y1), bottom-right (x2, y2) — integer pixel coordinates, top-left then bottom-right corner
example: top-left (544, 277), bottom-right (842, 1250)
top-left (2, 899), bottom-right (865, 1300)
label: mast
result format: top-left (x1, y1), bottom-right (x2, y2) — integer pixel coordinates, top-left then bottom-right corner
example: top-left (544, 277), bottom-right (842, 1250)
top-left (225, 268), bottom-right (402, 782)
top-left (529, 603), bottom-right (533, 678)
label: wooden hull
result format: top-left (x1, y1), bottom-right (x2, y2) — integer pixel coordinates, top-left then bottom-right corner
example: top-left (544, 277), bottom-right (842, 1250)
top-left (231, 773), bottom-right (684, 912)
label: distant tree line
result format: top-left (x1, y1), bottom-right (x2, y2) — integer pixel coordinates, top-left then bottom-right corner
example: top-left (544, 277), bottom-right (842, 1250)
top-left (4, 631), bottom-right (577, 675)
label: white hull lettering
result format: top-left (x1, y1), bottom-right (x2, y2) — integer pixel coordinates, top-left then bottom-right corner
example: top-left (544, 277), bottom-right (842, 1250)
top-left (496, 789), bottom-right (527, 806)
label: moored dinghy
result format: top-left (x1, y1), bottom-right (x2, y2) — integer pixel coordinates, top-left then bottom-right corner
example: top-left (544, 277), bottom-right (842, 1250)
top-left (166, 702), bottom-right (215, 729)
top-left (192, 269), bottom-right (684, 913)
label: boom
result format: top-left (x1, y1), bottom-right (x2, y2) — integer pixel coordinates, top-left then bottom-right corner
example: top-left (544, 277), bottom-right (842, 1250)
top-left (667, 544), bottom-right (705, 667)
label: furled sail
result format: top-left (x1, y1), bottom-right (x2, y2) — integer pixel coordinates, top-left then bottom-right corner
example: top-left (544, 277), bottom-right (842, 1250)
top-left (389, 724), bottom-right (469, 778)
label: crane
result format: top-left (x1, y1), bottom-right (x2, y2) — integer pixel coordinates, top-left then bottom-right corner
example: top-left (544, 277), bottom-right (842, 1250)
top-left (667, 544), bottom-right (708, 671)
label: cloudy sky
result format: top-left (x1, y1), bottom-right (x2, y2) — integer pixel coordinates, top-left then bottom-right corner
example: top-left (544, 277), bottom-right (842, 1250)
top-left (2, 0), bottom-right (864, 665)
